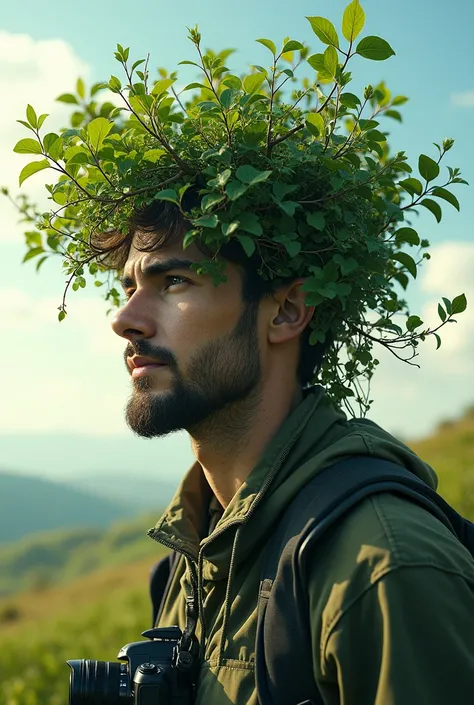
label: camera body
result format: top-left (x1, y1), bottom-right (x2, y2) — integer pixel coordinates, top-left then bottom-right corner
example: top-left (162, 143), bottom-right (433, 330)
top-left (67, 626), bottom-right (196, 705)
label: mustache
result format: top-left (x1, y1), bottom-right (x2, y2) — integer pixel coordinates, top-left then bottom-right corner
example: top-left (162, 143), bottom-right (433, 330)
top-left (124, 341), bottom-right (175, 369)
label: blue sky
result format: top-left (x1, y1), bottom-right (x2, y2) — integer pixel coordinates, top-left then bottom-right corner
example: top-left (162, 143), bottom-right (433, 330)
top-left (0, 0), bottom-right (473, 481)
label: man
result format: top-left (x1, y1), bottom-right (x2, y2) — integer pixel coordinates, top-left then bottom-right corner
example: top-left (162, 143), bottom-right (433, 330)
top-left (102, 200), bottom-right (474, 704)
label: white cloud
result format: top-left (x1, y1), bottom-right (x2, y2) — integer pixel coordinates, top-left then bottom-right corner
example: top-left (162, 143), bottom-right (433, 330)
top-left (451, 90), bottom-right (474, 108)
top-left (0, 31), bottom-right (90, 243)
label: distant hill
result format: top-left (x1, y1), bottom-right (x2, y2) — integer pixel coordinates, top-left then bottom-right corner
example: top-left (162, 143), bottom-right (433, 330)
top-left (0, 472), bottom-right (144, 545)
top-left (0, 511), bottom-right (163, 597)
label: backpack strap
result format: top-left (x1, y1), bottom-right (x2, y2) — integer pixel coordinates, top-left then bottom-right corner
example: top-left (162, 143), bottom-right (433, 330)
top-left (255, 455), bottom-right (470, 705)
top-left (149, 550), bottom-right (181, 627)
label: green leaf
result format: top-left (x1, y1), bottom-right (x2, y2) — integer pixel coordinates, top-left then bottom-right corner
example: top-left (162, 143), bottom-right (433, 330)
top-left (432, 187), bottom-right (460, 211)
top-left (243, 73), bottom-right (266, 94)
top-left (22, 246), bottom-right (44, 262)
top-left (442, 297), bottom-right (452, 315)
top-left (438, 303), bottom-right (447, 322)
top-left (222, 75), bottom-right (242, 90)
top-left (58, 310), bottom-right (67, 322)
top-left (285, 240), bottom-right (302, 257)
top-left (108, 76), bottom-right (122, 92)
top-left (365, 129), bottom-right (386, 142)
top-left (358, 119), bottom-right (379, 131)
top-left (306, 17), bottom-right (340, 48)
top-left (418, 154), bottom-right (440, 181)
top-left (193, 213), bottom-right (219, 228)
top-left (76, 78), bottom-right (85, 99)
top-left (13, 138), bottom-right (42, 155)
top-left (356, 36), bottom-right (395, 61)
top-left (399, 177), bottom-right (423, 196)
top-left (433, 333), bottom-right (442, 350)
top-left (324, 46), bottom-right (338, 76)
top-left (451, 293), bottom-right (467, 314)
top-left (153, 189), bottom-right (179, 204)
top-left (385, 109), bottom-right (402, 122)
top-left (19, 159), bottom-right (49, 186)
top-left (256, 38), bottom-right (277, 55)
top-left (37, 113), bottom-right (49, 129)
top-left (235, 165), bottom-right (272, 185)
top-left (201, 193), bottom-right (225, 212)
top-left (393, 252), bottom-right (417, 278)
top-left (56, 93), bottom-right (79, 104)
top-left (226, 180), bottom-right (249, 201)
top-left (342, 0), bottom-right (365, 42)
top-left (406, 315), bottom-right (423, 331)
top-left (87, 117), bottom-right (113, 151)
top-left (307, 212), bottom-right (326, 231)
top-left (394, 227), bottom-right (420, 246)
top-left (237, 212), bottom-right (263, 236)
top-left (340, 92), bottom-right (361, 108)
top-left (392, 95), bottom-right (409, 105)
top-left (237, 234), bottom-right (256, 257)
top-left (26, 104), bottom-right (38, 128)
top-left (420, 198), bottom-right (442, 223)
top-left (151, 78), bottom-right (175, 96)
top-left (282, 40), bottom-right (304, 53)
top-left (222, 221), bottom-right (240, 237)
top-left (273, 181), bottom-right (299, 201)
top-left (305, 112), bottom-right (325, 137)
top-left (207, 169), bottom-right (232, 189)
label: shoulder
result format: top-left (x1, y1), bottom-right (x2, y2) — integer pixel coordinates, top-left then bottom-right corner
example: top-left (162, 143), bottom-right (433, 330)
top-left (306, 491), bottom-right (474, 645)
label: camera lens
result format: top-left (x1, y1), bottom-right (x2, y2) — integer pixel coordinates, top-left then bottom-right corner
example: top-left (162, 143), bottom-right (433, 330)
top-left (67, 659), bottom-right (129, 704)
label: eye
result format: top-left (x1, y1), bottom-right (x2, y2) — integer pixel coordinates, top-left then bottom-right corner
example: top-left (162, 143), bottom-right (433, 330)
top-left (164, 275), bottom-right (189, 290)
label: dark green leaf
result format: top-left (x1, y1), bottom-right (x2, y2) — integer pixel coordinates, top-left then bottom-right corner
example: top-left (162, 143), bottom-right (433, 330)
top-left (385, 109), bottom-right (402, 122)
top-left (306, 16), bottom-right (340, 47)
top-left (237, 234), bottom-right (256, 257)
top-left (226, 180), bottom-right (249, 201)
top-left (237, 212), bottom-right (263, 236)
top-left (418, 154), bottom-right (440, 181)
top-left (56, 93), bottom-right (79, 105)
top-left (438, 303), bottom-right (446, 321)
top-left (273, 181), bottom-right (299, 201)
top-left (433, 333), bottom-right (442, 349)
top-left (442, 297), bottom-right (452, 315)
top-left (19, 159), bottom-right (49, 186)
top-left (256, 38), bottom-right (277, 55)
top-left (358, 119), bottom-right (379, 130)
top-left (222, 221), bottom-right (240, 237)
top-left (399, 177), bottom-right (423, 196)
top-left (306, 212), bottom-right (326, 231)
top-left (356, 36), bottom-right (395, 60)
top-left (431, 187), bottom-right (460, 211)
top-left (406, 315), bottom-right (423, 331)
top-left (201, 193), bottom-right (225, 212)
top-left (340, 92), bottom-right (361, 108)
top-left (193, 213), bottom-right (219, 228)
top-left (393, 251), bottom-right (417, 278)
top-left (285, 240), bottom-right (302, 257)
top-left (365, 129), bottom-right (387, 142)
top-left (235, 165), bottom-right (272, 185)
top-left (394, 227), bottom-right (420, 246)
top-left (342, 0), bottom-right (365, 42)
top-left (282, 40), bottom-right (304, 53)
top-left (451, 293), bottom-right (467, 314)
top-left (13, 138), bottom-right (42, 155)
top-left (153, 189), bottom-right (179, 204)
top-left (420, 198), bottom-right (442, 222)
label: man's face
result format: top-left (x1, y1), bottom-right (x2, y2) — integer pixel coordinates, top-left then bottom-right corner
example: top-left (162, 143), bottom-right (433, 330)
top-left (111, 235), bottom-right (263, 438)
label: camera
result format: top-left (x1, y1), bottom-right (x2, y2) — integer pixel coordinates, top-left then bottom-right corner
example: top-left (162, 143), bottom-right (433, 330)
top-left (67, 626), bottom-right (197, 705)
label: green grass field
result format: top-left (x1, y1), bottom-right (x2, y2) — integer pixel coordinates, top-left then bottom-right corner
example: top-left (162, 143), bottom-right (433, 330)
top-left (1, 411), bottom-right (473, 704)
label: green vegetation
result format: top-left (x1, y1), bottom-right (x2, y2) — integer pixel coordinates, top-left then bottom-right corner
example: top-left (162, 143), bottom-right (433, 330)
top-left (0, 512), bottom-right (161, 597)
top-left (0, 409), bottom-right (473, 703)
top-left (5, 0), bottom-right (467, 415)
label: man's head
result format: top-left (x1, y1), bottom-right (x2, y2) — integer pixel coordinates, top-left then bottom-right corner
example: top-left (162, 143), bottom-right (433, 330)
top-left (95, 200), bottom-right (325, 439)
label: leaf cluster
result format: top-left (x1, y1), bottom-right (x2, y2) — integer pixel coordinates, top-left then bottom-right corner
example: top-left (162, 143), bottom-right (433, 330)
top-left (6, 0), bottom-right (468, 415)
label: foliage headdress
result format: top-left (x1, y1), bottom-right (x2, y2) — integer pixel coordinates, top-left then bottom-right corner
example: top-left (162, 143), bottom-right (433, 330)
top-left (6, 0), bottom-right (468, 415)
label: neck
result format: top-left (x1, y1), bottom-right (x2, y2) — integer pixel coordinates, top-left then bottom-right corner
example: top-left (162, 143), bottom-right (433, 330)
top-left (188, 380), bottom-right (303, 508)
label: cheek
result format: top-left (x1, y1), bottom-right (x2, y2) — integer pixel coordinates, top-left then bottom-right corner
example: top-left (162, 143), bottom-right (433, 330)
top-left (172, 294), bottom-right (241, 343)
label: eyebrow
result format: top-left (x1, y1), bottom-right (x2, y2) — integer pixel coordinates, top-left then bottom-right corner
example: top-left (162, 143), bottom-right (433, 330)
top-left (119, 258), bottom-right (198, 290)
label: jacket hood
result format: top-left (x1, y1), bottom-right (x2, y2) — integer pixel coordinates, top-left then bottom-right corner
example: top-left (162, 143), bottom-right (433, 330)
top-left (149, 386), bottom-right (437, 581)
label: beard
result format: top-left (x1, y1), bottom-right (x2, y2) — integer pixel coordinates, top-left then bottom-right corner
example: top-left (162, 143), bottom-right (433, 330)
top-left (124, 302), bottom-right (262, 439)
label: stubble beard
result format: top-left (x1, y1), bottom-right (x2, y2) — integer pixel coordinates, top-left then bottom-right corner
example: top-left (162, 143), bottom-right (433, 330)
top-left (124, 303), bottom-right (262, 441)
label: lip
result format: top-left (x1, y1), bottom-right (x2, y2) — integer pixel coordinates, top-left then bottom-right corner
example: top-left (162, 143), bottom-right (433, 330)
top-left (131, 363), bottom-right (168, 379)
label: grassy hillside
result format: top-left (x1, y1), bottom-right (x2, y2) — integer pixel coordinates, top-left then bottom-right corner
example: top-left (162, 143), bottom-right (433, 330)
top-left (0, 411), bottom-right (473, 704)
top-left (0, 472), bottom-right (142, 545)
top-left (0, 511), bottom-right (162, 596)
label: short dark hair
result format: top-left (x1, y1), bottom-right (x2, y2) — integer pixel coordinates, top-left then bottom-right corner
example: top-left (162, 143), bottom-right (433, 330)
top-left (91, 199), bottom-right (329, 387)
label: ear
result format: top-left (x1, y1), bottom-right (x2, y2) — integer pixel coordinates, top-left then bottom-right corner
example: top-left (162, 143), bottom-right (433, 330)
top-left (267, 279), bottom-right (315, 345)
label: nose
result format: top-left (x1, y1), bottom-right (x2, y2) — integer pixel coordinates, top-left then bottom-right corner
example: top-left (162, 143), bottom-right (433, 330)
top-left (110, 294), bottom-right (156, 342)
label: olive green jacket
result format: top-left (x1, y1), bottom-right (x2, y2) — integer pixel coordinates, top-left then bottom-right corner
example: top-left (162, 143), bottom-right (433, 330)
top-left (149, 386), bottom-right (474, 704)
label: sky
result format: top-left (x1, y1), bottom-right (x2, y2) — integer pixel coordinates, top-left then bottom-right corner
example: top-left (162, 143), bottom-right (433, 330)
top-left (0, 0), bottom-right (473, 484)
